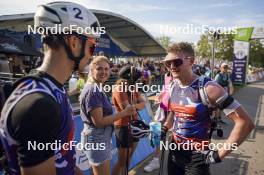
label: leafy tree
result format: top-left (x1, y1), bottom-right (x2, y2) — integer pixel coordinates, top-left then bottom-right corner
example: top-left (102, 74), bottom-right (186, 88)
top-left (197, 32), bottom-right (264, 66)
top-left (197, 33), bottom-right (234, 61)
top-left (249, 39), bottom-right (264, 67)
top-left (215, 33), bottom-right (234, 61)
top-left (156, 35), bottom-right (172, 50)
top-left (197, 34), bottom-right (211, 58)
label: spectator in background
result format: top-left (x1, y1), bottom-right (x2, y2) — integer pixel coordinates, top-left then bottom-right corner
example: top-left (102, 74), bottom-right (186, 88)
top-left (110, 64), bottom-right (119, 76)
top-left (99, 51), bottom-right (105, 56)
top-left (112, 66), bottom-right (145, 175)
top-left (141, 62), bottom-right (151, 85)
top-left (7, 54), bottom-right (25, 77)
top-left (192, 64), bottom-right (205, 76)
top-left (68, 72), bottom-right (87, 96)
top-left (214, 63), bottom-right (234, 123)
top-left (204, 60), bottom-right (212, 78)
top-left (215, 63), bottom-right (234, 95)
top-left (79, 56), bottom-right (136, 175)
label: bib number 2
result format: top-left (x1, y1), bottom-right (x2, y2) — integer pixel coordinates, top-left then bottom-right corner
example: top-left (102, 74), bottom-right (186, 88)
top-left (67, 5), bottom-right (87, 23)
top-left (73, 7), bottom-right (83, 20)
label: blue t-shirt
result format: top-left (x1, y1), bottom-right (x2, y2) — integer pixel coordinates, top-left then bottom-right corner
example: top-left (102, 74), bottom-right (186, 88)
top-left (80, 83), bottom-right (114, 141)
top-left (79, 83), bottom-right (114, 164)
top-left (80, 83), bottom-right (113, 125)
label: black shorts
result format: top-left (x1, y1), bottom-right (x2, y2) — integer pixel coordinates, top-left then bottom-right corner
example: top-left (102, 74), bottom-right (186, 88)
top-left (114, 126), bottom-right (139, 148)
top-left (168, 149), bottom-right (211, 175)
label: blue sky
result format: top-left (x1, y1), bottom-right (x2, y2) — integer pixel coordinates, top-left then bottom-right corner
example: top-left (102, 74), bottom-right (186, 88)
top-left (0, 0), bottom-right (263, 43)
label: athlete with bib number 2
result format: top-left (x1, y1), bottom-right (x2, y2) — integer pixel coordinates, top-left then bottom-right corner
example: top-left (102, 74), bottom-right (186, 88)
top-left (161, 42), bottom-right (254, 175)
top-left (0, 2), bottom-right (100, 175)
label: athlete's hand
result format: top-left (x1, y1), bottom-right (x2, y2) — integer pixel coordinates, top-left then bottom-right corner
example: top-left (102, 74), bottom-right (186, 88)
top-left (161, 125), bottom-right (168, 141)
top-left (192, 150), bottom-right (222, 166)
top-left (123, 104), bottom-right (136, 116)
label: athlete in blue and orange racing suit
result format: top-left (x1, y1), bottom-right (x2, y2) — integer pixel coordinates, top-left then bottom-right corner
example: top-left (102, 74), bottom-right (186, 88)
top-left (161, 42), bottom-right (254, 175)
top-left (0, 2), bottom-right (100, 175)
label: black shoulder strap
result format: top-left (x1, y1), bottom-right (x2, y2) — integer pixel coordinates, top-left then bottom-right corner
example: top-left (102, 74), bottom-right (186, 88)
top-left (198, 76), bottom-right (210, 107)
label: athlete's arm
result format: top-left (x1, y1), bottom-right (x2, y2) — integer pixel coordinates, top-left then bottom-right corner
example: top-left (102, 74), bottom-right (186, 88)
top-left (9, 92), bottom-right (61, 175)
top-left (164, 111), bottom-right (174, 129)
top-left (205, 82), bottom-right (254, 160)
top-left (21, 157), bottom-right (56, 175)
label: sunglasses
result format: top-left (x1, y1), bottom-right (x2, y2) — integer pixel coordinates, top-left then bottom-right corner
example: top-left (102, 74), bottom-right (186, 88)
top-left (164, 56), bottom-right (192, 68)
top-left (164, 59), bottom-right (184, 68)
top-left (88, 38), bottom-right (97, 56)
top-left (75, 33), bottom-right (97, 56)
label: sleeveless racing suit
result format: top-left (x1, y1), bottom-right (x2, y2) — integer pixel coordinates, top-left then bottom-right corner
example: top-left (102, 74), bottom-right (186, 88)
top-left (167, 77), bottom-right (214, 175)
top-left (0, 72), bottom-right (76, 175)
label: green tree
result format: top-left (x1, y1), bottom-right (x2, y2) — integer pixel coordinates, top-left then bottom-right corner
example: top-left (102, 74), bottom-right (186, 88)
top-left (156, 36), bottom-right (172, 50)
top-left (249, 39), bottom-right (264, 67)
top-left (197, 34), bottom-right (211, 58)
top-left (215, 33), bottom-right (234, 61)
top-left (197, 32), bottom-right (264, 67)
top-left (197, 33), bottom-right (234, 61)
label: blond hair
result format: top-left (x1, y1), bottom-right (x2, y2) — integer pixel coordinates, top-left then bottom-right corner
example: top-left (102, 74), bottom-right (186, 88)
top-left (86, 56), bottom-right (110, 84)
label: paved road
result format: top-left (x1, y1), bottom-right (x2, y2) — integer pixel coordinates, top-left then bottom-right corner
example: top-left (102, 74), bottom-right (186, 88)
top-left (130, 78), bottom-right (264, 175)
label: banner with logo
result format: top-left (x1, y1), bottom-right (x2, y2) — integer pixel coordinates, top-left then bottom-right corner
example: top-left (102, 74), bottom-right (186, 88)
top-left (232, 41), bottom-right (250, 84)
top-left (234, 28), bottom-right (254, 41)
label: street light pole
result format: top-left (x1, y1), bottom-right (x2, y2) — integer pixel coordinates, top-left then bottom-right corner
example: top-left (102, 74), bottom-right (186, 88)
top-left (212, 35), bottom-right (215, 79)
top-left (211, 30), bottom-right (220, 79)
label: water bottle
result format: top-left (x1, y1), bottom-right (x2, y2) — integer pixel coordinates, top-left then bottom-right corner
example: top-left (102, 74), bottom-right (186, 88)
top-left (149, 122), bottom-right (161, 146)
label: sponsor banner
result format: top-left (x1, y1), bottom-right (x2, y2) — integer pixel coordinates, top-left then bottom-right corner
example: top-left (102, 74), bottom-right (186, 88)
top-left (234, 27), bottom-right (254, 41)
top-left (251, 27), bottom-right (264, 39)
top-left (232, 41), bottom-right (250, 84)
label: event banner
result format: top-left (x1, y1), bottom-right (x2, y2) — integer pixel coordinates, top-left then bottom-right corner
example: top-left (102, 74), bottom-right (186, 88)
top-left (232, 40), bottom-right (250, 84)
top-left (234, 27), bottom-right (254, 41)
